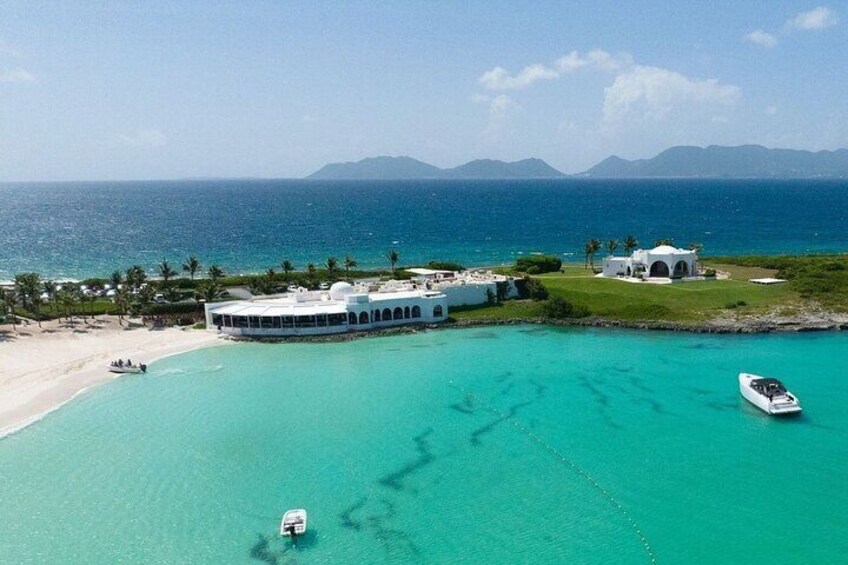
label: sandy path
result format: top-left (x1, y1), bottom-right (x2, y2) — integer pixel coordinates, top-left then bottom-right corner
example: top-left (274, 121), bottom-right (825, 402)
top-left (0, 317), bottom-right (227, 438)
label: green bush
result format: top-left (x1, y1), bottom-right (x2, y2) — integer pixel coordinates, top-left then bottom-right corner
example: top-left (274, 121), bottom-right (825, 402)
top-left (425, 260), bottom-right (465, 271)
top-left (515, 277), bottom-right (549, 301)
top-left (542, 297), bottom-right (589, 319)
top-left (515, 255), bottom-right (562, 274)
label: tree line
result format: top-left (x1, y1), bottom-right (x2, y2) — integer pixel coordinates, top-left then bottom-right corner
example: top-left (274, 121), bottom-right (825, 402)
top-left (1, 250), bottom-right (407, 327)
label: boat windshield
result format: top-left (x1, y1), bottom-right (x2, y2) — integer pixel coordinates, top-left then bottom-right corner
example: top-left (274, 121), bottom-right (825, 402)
top-left (750, 378), bottom-right (787, 396)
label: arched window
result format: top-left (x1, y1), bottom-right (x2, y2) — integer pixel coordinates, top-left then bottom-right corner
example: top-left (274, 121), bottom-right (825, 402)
top-left (433, 305), bottom-right (444, 318)
top-left (412, 305), bottom-right (421, 318)
top-left (393, 307), bottom-right (403, 320)
top-left (348, 312), bottom-right (357, 325)
top-left (404, 306), bottom-right (410, 319)
top-left (673, 260), bottom-right (689, 278)
top-left (373, 309), bottom-right (381, 322)
top-left (359, 311), bottom-right (369, 324)
top-left (382, 308), bottom-right (392, 320)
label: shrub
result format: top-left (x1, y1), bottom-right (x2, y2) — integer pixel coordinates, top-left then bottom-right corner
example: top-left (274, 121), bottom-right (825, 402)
top-left (425, 260), bottom-right (465, 272)
top-left (542, 297), bottom-right (589, 319)
top-left (703, 268), bottom-right (716, 277)
top-left (515, 255), bottom-right (562, 274)
top-left (514, 277), bottom-right (549, 301)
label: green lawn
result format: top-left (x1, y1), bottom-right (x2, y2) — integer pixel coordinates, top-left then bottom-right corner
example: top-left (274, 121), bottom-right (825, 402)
top-left (456, 264), bottom-right (800, 323)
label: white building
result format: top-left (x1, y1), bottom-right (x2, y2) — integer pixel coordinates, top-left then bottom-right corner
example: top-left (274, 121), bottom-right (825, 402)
top-left (205, 281), bottom-right (448, 337)
top-left (602, 245), bottom-right (698, 280)
top-left (407, 268), bottom-right (519, 307)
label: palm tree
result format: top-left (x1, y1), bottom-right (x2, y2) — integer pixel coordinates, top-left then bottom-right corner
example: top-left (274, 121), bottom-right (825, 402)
top-left (306, 262), bottom-right (317, 287)
top-left (280, 260), bottom-right (294, 283)
top-left (386, 249), bottom-right (400, 275)
top-left (325, 257), bottom-right (339, 281)
top-left (654, 237), bottom-right (675, 247)
top-left (623, 235), bottom-right (639, 255)
top-left (114, 287), bottom-right (129, 326)
top-left (59, 284), bottom-right (79, 324)
top-left (126, 265), bottom-right (147, 292)
top-left (182, 256), bottom-right (201, 280)
top-left (136, 285), bottom-right (155, 325)
top-left (344, 255), bottom-right (357, 279)
top-left (584, 239), bottom-right (602, 270)
top-left (195, 280), bottom-right (221, 303)
top-left (14, 272), bottom-right (41, 311)
top-left (108, 270), bottom-right (123, 297)
top-left (158, 259), bottom-right (177, 286)
top-left (1, 287), bottom-right (17, 330)
top-left (43, 280), bottom-right (58, 315)
top-left (207, 265), bottom-right (224, 282)
top-left (606, 239), bottom-right (619, 256)
top-left (688, 242), bottom-right (704, 272)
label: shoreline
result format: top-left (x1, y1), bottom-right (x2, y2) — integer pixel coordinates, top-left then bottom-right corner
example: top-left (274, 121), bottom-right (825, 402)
top-left (0, 317), bottom-right (227, 440)
top-left (232, 310), bottom-right (848, 344)
top-left (3, 308), bottom-right (846, 439)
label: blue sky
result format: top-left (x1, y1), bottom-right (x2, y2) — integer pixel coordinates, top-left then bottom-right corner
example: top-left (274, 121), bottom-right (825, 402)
top-left (1, 1), bottom-right (846, 180)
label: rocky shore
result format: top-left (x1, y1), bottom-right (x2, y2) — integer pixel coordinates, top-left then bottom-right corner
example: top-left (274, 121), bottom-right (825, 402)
top-left (229, 310), bottom-right (848, 344)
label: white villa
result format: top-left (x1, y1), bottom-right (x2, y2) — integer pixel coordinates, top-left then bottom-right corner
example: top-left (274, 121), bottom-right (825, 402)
top-left (204, 270), bottom-right (518, 337)
top-left (602, 245), bottom-right (698, 280)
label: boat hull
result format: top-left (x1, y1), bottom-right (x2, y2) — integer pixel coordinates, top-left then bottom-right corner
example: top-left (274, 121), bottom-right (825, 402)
top-left (739, 373), bottom-right (802, 415)
top-left (108, 367), bottom-right (145, 374)
top-left (280, 509), bottom-right (307, 536)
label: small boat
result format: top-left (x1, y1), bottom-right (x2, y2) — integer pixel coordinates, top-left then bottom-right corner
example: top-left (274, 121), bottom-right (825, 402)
top-left (108, 363), bottom-right (147, 374)
top-left (280, 508), bottom-right (307, 537)
top-left (739, 373), bottom-right (801, 415)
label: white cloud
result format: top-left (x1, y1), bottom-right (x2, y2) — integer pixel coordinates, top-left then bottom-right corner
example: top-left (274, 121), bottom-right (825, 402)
top-left (602, 65), bottom-right (740, 127)
top-left (765, 105), bottom-right (778, 115)
top-left (118, 129), bottom-right (167, 148)
top-left (479, 64), bottom-right (558, 91)
top-left (789, 6), bottom-right (838, 30)
top-left (745, 30), bottom-right (778, 47)
top-left (301, 114), bottom-right (316, 123)
top-left (0, 68), bottom-right (35, 83)
top-left (479, 49), bottom-right (631, 91)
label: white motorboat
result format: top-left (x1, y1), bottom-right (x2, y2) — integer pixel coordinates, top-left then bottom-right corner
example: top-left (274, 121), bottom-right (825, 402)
top-left (280, 509), bottom-right (307, 536)
top-left (108, 363), bottom-right (147, 374)
top-left (738, 373), bottom-right (801, 415)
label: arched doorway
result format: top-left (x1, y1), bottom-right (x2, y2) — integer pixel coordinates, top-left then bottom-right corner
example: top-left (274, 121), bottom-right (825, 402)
top-left (373, 309), bottom-right (381, 322)
top-left (649, 261), bottom-right (670, 278)
top-left (433, 305), bottom-right (444, 318)
top-left (382, 308), bottom-right (392, 320)
top-left (393, 307), bottom-right (403, 320)
top-left (626, 266), bottom-right (631, 277)
top-left (359, 311), bottom-right (369, 324)
top-left (348, 312), bottom-right (357, 325)
top-left (412, 305), bottom-right (421, 318)
top-left (404, 306), bottom-right (410, 319)
top-left (673, 260), bottom-right (689, 278)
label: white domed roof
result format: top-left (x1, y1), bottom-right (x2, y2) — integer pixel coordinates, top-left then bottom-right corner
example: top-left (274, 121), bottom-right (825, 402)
top-left (650, 245), bottom-right (680, 254)
top-left (329, 281), bottom-right (354, 300)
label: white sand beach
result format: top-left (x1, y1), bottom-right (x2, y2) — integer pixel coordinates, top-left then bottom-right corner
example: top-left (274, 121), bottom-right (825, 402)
top-left (0, 317), bottom-right (226, 438)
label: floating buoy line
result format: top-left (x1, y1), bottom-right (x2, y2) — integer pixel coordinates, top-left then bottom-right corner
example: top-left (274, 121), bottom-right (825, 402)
top-left (448, 380), bottom-right (657, 564)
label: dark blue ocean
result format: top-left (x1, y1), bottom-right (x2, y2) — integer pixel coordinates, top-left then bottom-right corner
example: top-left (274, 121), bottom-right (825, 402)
top-left (1, 179), bottom-right (846, 280)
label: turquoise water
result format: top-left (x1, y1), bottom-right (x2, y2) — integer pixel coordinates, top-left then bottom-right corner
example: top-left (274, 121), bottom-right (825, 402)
top-left (2, 179), bottom-right (848, 280)
top-left (1, 326), bottom-right (847, 563)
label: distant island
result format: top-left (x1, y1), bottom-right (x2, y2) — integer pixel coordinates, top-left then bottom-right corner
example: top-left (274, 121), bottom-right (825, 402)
top-left (307, 145), bottom-right (848, 180)
top-left (306, 156), bottom-right (565, 180)
top-left (579, 145), bottom-right (848, 178)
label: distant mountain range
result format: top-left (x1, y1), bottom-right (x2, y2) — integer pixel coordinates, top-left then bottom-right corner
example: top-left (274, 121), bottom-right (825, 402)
top-left (579, 145), bottom-right (848, 178)
top-left (306, 156), bottom-right (565, 180)
top-left (306, 145), bottom-right (848, 180)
